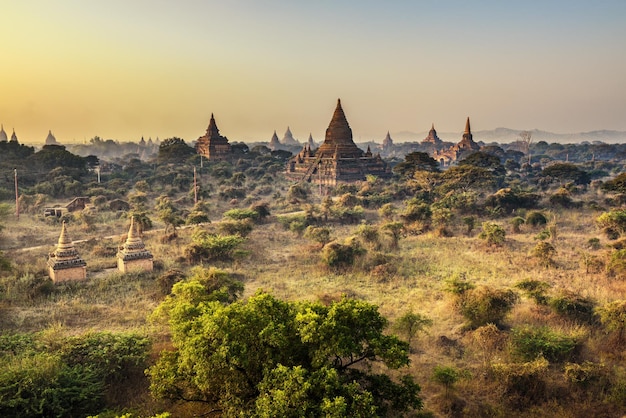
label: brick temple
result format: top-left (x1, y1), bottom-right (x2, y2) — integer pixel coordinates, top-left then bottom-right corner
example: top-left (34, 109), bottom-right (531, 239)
top-left (286, 99), bottom-right (390, 184)
top-left (195, 113), bottom-right (232, 161)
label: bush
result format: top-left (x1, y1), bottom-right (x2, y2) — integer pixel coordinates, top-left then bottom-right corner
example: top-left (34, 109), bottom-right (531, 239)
top-left (321, 239), bottom-right (366, 271)
top-left (304, 226), bottom-right (333, 246)
top-left (596, 300), bottom-right (626, 343)
top-left (478, 222), bottom-right (506, 246)
top-left (218, 219), bottom-right (254, 237)
top-left (596, 209), bottom-right (626, 239)
top-left (548, 292), bottom-right (596, 324)
top-left (184, 231), bottom-right (246, 263)
top-left (515, 279), bottom-right (550, 305)
top-left (457, 286), bottom-right (518, 328)
top-left (526, 211), bottom-right (548, 227)
top-left (606, 249), bottom-right (626, 278)
top-left (510, 326), bottom-right (579, 362)
top-left (531, 241), bottom-right (557, 267)
top-left (223, 208), bottom-right (259, 222)
top-left (492, 357), bottom-right (549, 408)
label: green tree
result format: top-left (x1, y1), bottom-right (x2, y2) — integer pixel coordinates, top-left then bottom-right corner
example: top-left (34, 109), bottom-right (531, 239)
top-left (392, 151), bottom-right (440, 178)
top-left (540, 163), bottom-right (590, 186)
top-left (155, 195), bottom-right (184, 235)
top-left (432, 365), bottom-right (470, 398)
top-left (148, 293), bottom-right (422, 417)
top-left (393, 311), bottom-right (433, 350)
top-left (157, 137), bottom-right (196, 164)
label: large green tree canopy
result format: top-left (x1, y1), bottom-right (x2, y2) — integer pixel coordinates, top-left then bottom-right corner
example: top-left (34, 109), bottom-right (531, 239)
top-left (149, 282), bottom-right (421, 417)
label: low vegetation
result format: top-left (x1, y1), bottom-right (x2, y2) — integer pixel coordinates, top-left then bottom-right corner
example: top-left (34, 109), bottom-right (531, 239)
top-left (0, 140), bottom-right (625, 416)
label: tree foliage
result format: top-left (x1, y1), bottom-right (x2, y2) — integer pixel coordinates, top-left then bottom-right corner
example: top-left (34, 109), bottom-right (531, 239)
top-left (148, 292), bottom-right (421, 417)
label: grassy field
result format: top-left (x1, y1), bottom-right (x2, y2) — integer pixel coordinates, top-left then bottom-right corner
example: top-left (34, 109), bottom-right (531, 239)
top-left (1, 196), bottom-right (625, 416)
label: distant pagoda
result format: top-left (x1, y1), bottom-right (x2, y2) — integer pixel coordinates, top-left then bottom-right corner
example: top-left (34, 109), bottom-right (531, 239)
top-left (268, 130), bottom-right (281, 151)
top-left (382, 131), bottom-right (394, 152)
top-left (422, 124), bottom-right (443, 146)
top-left (286, 99), bottom-right (390, 184)
top-left (117, 217), bottom-right (153, 273)
top-left (47, 222), bottom-right (87, 283)
top-left (45, 130), bottom-right (58, 145)
top-left (0, 125), bottom-right (7, 142)
top-left (281, 127), bottom-right (300, 146)
top-left (195, 114), bottom-right (232, 160)
top-left (433, 117), bottom-right (481, 166)
top-left (9, 129), bottom-right (18, 144)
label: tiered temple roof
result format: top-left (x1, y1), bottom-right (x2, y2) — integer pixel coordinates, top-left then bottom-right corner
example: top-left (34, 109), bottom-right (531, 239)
top-left (286, 99), bottom-right (390, 184)
top-left (195, 114), bottom-right (232, 160)
top-left (10, 129), bottom-right (18, 143)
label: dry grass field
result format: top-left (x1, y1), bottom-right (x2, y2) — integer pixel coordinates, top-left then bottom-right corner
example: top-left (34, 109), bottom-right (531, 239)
top-left (1, 190), bottom-right (625, 416)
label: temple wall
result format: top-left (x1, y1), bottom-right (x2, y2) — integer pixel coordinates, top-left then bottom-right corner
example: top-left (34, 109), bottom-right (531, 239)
top-left (49, 266), bottom-right (86, 283)
top-left (118, 258), bottom-right (153, 273)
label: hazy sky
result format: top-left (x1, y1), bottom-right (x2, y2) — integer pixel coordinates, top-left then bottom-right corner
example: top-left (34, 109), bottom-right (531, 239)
top-left (2, 0), bottom-right (625, 144)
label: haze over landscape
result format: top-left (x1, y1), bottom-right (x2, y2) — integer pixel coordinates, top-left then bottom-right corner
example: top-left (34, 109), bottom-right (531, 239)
top-left (2, 0), bottom-right (626, 143)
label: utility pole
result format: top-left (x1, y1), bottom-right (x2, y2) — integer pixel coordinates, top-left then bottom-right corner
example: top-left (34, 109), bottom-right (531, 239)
top-left (14, 168), bottom-right (19, 220)
top-left (193, 166), bottom-right (198, 204)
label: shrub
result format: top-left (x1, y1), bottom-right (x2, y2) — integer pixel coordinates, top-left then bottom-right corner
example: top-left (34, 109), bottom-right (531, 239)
top-left (218, 219), bottom-right (254, 237)
top-left (510, 326), bottom-right (579, 362)
top-left (304, 226), bottom-right (333, 246)
top-left (457, 286), bottom-right (518, 328)
top-left (596, 299), bottom-right (626, 342)
top-left (510, 216), bottom-right (525, 233)
top-left (184, 231), bottom-right (246, 263)
top-left (478, 222), bottom-right (506, 246)
top-left (321, 239), bottom-right (365, 271)
top-left (596, 209), bottom-right (626, 239)
top-left (491, 357), bottom-right (549, 408)
top-left (400, 201), bottom-right (431, 224)
top-left (606, 249), bottom-right (626, 278)
top-left (515, 279), bottom-right (550, 305)
top-left (548, 292), bottom-right (596, 324)
top-left (223, 208), bottom-right (259, 222)
top-left (526, 211), bottom-right (548, 227)
top-left (157, 269), bottom-right (186, 296)
top-left (563, 361), bottom-right (608, 389)
top-left (531, 241), bottom-right (557, 267)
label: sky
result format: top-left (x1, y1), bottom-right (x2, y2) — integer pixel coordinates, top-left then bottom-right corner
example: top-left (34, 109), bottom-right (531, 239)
top-left (1, 0), bottom-right (625, 144)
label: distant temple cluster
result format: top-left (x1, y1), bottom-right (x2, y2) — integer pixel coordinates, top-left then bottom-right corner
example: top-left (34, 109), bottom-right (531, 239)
top-left (285, 99), bottom-right (391, 184)
top-left (47, 219), bottom-right (153, 283)
top-left (0, 124), bottom-right (20, 144)
top-left (432, 117), bottom-right (481, 165)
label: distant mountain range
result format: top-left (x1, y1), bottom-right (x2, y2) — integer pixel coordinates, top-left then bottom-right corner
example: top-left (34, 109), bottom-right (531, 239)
top-left (382, 128), bottom-right (626, 144)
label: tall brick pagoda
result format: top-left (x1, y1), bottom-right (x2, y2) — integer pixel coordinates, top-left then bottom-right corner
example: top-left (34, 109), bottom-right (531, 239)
top-left (286, 99), bottom-right (390, 184)
top-left (117, 217), bottom-right (153, 273)
top-left (48, 221), bottom-right (87, 283)
top-left (195, 114), bottom-right (232, 160)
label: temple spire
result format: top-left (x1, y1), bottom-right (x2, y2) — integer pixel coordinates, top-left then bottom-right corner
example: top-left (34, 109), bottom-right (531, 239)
top-left (464, 117), bottom-right (471, 135)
